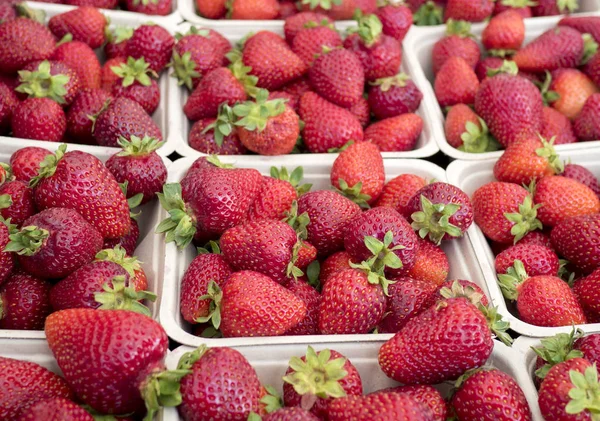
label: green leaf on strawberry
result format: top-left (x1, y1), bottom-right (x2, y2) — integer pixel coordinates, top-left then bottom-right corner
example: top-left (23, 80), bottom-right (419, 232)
top-left (335, 179), bottom-right (371, 209)
top-left (29, 144), bottom-right (67, 188)
top-left (111, 57), bottom-right (156, 88)
top-left (16, 60), bottom-right (69, 104)
top-left (156, 183), bottom-right (197, 249)
top-left (196, 280), bottom-right (223, 329)
top-left (503, 195), bottom-right (543, 243)
top-left (533, 328), bottom-right (584, 380)
top-left (410, 195), bottom-right (463, 245)
top-left (233, 89), bottom-right (287, 132)
top-left (414, 1), bottom-right (443, 26)
top-left (94, 275), bottom-right (157, 317)
top-left (4, 225), bottom-right (49, 256)
top-left (565, 365), bottom-right (600, 416)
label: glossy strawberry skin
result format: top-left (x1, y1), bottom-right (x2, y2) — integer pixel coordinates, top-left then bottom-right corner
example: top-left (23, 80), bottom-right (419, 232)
top-left (495, 244), bottom-right (559, 277)
top-left (126, 24), bottom-right (174, 73)
top-left (66, 88), bottom-right (113, 145)
top-left (11, 98), bottom-right (66, 142)
top-left (0, 180), bottom-right (35, 227)
top-left (550, 69), bottom-right (598, 120)
top-left (18, 397), bottom-right (93, 421)
top-left (48, 6), bottom-right (106, 49)
top-left (0, 19), bottom-right (55, 74)
top-left (375, 174), bottom-right (426, 215)
top-left (106, 151), bottom-right (167, 205)
top-left (562, 164), bottom-right (600, 198)
top-left (264, 407), bottom-right (320, 421)
top-left (283, 12), bottom-right (333, 44)
top-left (574, 334), bottom-right (600, 365)
top-left (0, 270), bottom-right (52, 330)
top-left (285, 277), bottom-right (321, 335)
top-left (558, 16), bottom-right (600, 43)
top-left (368, 78), bottom-right (423, 120)
top-left (0, 223), bottom-right (13, 285)
top-left (100, 57), bottom-right (126, 92)
top-left (248, 176), bottom-right (296, 221)
top-left (0, 82), bottom-right (18, 134)
top-left (551, 214), bottom-right (600, 275)
top-left (574, 93), bottom-right (600, 142)
top-left (173, 34), bottom-right (225, 90)
top-left (292, 26), bottom-right (343, 67)
top-left (102, 218), bottom-right (139, 256)
top-left (238, 105), bottom-right (299, 155)
top-left (45, 309), bottom-right (169, 416)
top-left (51, 41), bottom-right (101, 91)
top-left (432, 35), bottom-right (480, 74)
top-left (343, 33), bottom-right (401, 81)
top-left (482, 10), bottom-right (525, 52)
top-left (327, 392), bottom-right (434, 420)
top-left (407, 238), bottom-right (449, 287)
top-left (376, 4), bottom-right (412, 42)
top-left (540, 106), bottom-right (577, 145)
top-left (124, 0), bottom-right (172, 15)
top-left (9, 147), bottom-right (50, 183)
top-left (364, 114), bottom-right (423, 152)
top-left (574, 269), bottom-right (600, 322)
top-left (376, 385), bottom-right (447, 421)
top-left (111, 79), bottom-right (160, 115)
top-left (320, 250), bottom-right (355, 284)
top-left (188, 118), bottom-right (247, 155)
top-left (434, 56), bottom-right (479, 107)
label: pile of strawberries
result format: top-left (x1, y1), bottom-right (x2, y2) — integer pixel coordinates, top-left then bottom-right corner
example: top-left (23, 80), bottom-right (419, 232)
top-left (0, 141), bottom-right (166, 330)
top-left (433, 14), bottom-right (600, 153)
top-left (1, 0), bottom-right (172, 16)
top-left (0, 6), bottom-right (171, 148)
top-left (179, 12), bottom-right (425, 155)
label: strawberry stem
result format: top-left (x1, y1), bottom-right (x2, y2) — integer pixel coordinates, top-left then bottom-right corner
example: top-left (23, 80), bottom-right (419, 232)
top-left (478, 304), bottom-right (513, 346)
top-left (496, 259), bottom-right (528, 300)
top-left (232, 89), bottom-right (287, 132)
top-left (369, 73), bottom-right (411, 91)
top-left (155, 183), bottom-right (197, 249)
top-left (117, 135), bottom-right (164, 157)
top-left (271, 166), bottom-right (312, 195)
top-left (29, 144), bottom-right (67, 188)
top-left (95, 245), bottom-right (142, 277)
top-left (335, 179), bottom-right (371, 209)
top-left (352, 14), bottom-right (383, 47)
top-left (111, 57), bottom-right (156, 88)
top-left (94, 276), bottom-right (156, 316)
top-left (16, 60), bottom-right (70, 104)
top-left (439, 280), bottom-right (485, 306)
top-left (4, 225), bottom-right (49, 256)
top-left (410, 195), bottom-right (463, 245)
top-left (445, 19), bottom-right (473, 37)
top-left (503, 195), bottom-right (543, 243)
top-left (195, 280), bottom-right (223, 329)
top-left (170, 50), bottom-right (201, 91)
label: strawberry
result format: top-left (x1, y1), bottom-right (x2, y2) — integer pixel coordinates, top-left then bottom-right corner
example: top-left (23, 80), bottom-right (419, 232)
top-left (330, 141), bottom-right (384, 206)
top-left (405, 182), bottom-right (473, 245)
top-left (444, 104), bottom-right (496, 152)
top-left (574, 93), bottom-right (600, 142)
top-left (100, 57), bottom-right (126, 92)
top-left (434, 56), bottom-right (479, 107)
top-left (283, 76), bottom-right (313, 100)
top-left (66, 88), bottom-right (113, 145)
top-left (9, 147), bottom-right (50, 183)
top-left (574, 269), bottom-right (600, 322)
top-left (0, 180), bottom-right (35, 227)
top-left (407, 238), bottom-right (449, 286)
top-left (285, 277), bottom-right (321, 335)
top-left (562, 163), bottom-right (600, 197)
top-left (297, 190), bottom-right (361, 257)
top-left (532, 0), bottom-right (578, 16)
top-left (18, 397), bottom-right (93, 421)
top-left (0, 269), bottom-right (51, 330)
top-left (354, 0), bottom-right (377, 14)
top-left (11, 98), bottom-right (66, 142)
top-left (498, 261), bottom-right (586, 326)
top-left (283, 12), bottom-right (333, 44)
top-left (444, 0), bottom-right (493, 22)
top-left (431, 20), bottom-right (480, 74)
top-left (0, 3), bottom-right (16, 23)
top-left (243, 31), bottom-right (307, 90)
top-left (375, 385), bottom-right (447, 421)
top-left (540, 106), bottom-right (577, 145)
top-left (17, 60), bottom-right (80, 107)
top-left (513, 26), bottom-right (584, 73)
top-left (376, 2), bottom-right (412, 42)
top-left (104, 26), bottom-right (133, 59)
top-left (434, 279), bottom-right (490, 306)
top-left (188, 117), bottom-right (247, 155)
top-left (347, 97), bottom-right (369, 127)
top-left (45, 309), bottom-right (184, 418)
top-left (102, 218), bottom-right (139, 256)
top-left (474, 61), bottom-right (544, 148)
top-left (124, 0), bottom-right (172, 15)
top-left (559, 16), bottom-right (600, 42)
top-left (195, 0), bottom-right (226, 18)
top-left (0, 356), bottom-right (72, 420)
top-left (92, 97), bottom-right (162, 147)
top-left (233, 90), bottom-right (300, 155)
top-left (269, 90), bottom-right (298, 110)
top-left (549, 68), bottom-right (599, 120)
top-left (110, 57), bottom-right (160, 114)
top-left (551, 214), bottom-right (600, 275)
top-left (0, 221), bottom-right (13, 284)
top-left (298, 0), bottom-right (357, 20)
top-left (343, 14), bottom-right (401, 81)
top-left (531, 329), bottom-right (585, 382)
top-left (64, 0), bottom-right (118, 8)
top-left (105, 135), bottom-right (166, 204)
top-left (48, 6), bottom-right (106, 49)
top-left (575, 333), bottom-right (600, 365)
top-left (177, 346), bottom-right (262, 420)
top-left (309, 47), bottom-right (364, 108)
top-left (475, 56), bottom-right (504, 81)
top-left (0, 82), bottom-right (18, 134)
top-left (481, 10), bottom-right (525, 55)
top-left (451, 368), bottom-right (532, 420)
top-left (327, 392), bottom-right (434, 420)
top-left (518, 230), bottom-right (554, 249)
top-left (0, 18), bottom-right (55, 74)
top-left (374, 173), bottom-right (426, 215)
top-left (283, 347), bottom-right (362, 418)
top-left (126, 24), bottom-right (174, 73)
top-left (496, 243), bottom-right (559, 277)
top-left (51, 41), bottom-right (101, 90)
top-left (228, 0), bottom-right (279, 19)
top-left (493, 0), bottom-right (534, 17)
top-left (364, 113), bottom-right (423, 152)
top-left (249, 167), bottom-right (309, 220)
top-left (534, 175), bottom-right (600, 227)
top-left (263, 408), bottom-right (319, 420)
top-left (377, 277), bottom-right (437, 333)
top-left (367, 73), bottom-right (422, 120)
top-left (279, 0), bottom-right (298, 17)
top-left (320, 250), bottom-right (355, 284)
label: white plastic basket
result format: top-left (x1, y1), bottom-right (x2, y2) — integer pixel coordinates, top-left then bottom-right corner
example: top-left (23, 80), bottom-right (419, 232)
top-left (168, 22), bottom-right (439, 160)
top-left (0, 2), bottom-right (177, 157)
top-left (162, 340), bottom-right (543, 421)
top-left (403, 10), bottom-right (600, 161)
top-left (0, 140), bottom-right (169, 339)
top-left (159, 155), bottom-right (491, 347)
top-left (447, 147), bottom-right (600, 337)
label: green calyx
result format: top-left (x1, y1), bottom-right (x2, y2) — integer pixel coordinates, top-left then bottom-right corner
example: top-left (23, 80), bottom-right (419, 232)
top-left (156, 183), bottom-right (197, 249)
top-left (504, 195), bottom-right (543, 244)
top-left (271, 166), bottom-right (312, 195)
top-left (414, 1), bottom-right (443, 26)
top-left (306, 260), bottom-right (321, 290)
top-left (14, 3), bottom-right (46, 23)
top-left (487, 60), bottom-right (519, 77)
top-left (229, 59), bottom-right (259, 97)
top-left (233, 89), bottom-right (287, 132)
top-left (440, 280), bottom-right (485, 306)
top-left (557, 0), bottom-right (578, 13)
top-left (0, 194), bottom-right (12, 210)
top-left (304, 18), bottom-right (335, 29)
top-left (177, 344), bottom-right (209, 370)
top-left (488, 48), bottom-right (517, 58)
top-left (95, 245), bottom-right (141, 277)
top-left (197, 240), bottom-right (221, 255)
top-left (478, 304), bottom-right (513, 346)
top-left (300, 0), bottom-right (342, 11)
top-left (117, 135), bottom-right (164, 157)
top-left (536, 71), bottom-right (561, 106)
top-left (171, 50), bottom-right (201, 91)
top-left (111, 56), bottom-right (156, 88)
top-left (175, 26), bottom-right (210, 41)
top-left (282, 346), bottom-right (348, 411)
top-left (119, 181), bottom-right (143, 220)
top-left (410, 195), bottom-right (463, 245)
top-left (335, 179), bottom-right (371, 209)
top-left (80, 404), bottom-right (134, 420)
top-left (284, 201), bottom-right (310, 240)
top-left (582, 34), bottom-right (599, 65)
top-left (559, 259), bottom-right (576, 285)
top-left (566, 364), bottom-right (600, 417)
top-left (4, 225), bottom-right (49, 256)
top-left (535, 134), bottom-right (564, 174)
top-left (501, 0), bottom-right (537, 7)
top-left (497, 259), bottom-right (528, 301)
top-left (328, 140), bottom-right (354, 154)
top-left (454, 366), bottom-right (494, 390)
top-left (140, 366), bottom-right (191, 421)
top-left (445, 19), bottom-right (473, 38)
top-left (0, 162), bottom-right (12, 185)
top-left (29, 144), bottom-right (66, 188)
top-left (203, 104), bottom-right (237, 148)
top-left (195, 280), bottom-right (223, 329)
top-left (369, 73), bottom-right (411, 91)
top-left (206, 155), bottom-right (234, 169)
top-left (458, 117), bottom-right (499, 154)
top-left (287, 241), bottom-right (306, 280)
top-left (94, 276), bottom-right (157, 317)
top-left (260, 385), bottom-right (283, 414)
top-left (106, 26), bottom-right (134, 45)
top-left (132, 0), bottom-right (159, 6)
top-left (16, 60), bottom-right (69, 104)
top-left (56, 33), bottom-right (73, 47)
top-left (351, 14), bottom-right (383, 47)
top-left (533, 328), bottom-right (584, 380)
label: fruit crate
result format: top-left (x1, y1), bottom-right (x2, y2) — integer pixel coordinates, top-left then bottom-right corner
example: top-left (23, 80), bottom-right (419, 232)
top-left (0, 2), bottom-right (177, 157)
top-left (0, 140), bottom-right (169, 340)
top-left (158, 155), bottom-right (489, 347)
top-left (168, 22), bottom-right (440, 160)
top-left (403, 11), bottom-right (600, 161)
top-left (446, 147), bottom-right (600, 337)
top-left (161, 340), bottom-right (544, 421)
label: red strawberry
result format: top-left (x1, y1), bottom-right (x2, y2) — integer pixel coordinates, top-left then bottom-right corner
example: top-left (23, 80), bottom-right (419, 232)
top-left (574, 269), bottom-right (600, 322)
top-left (0, 356), bottom-right (72, 420)
top-left (100, 57), bottom-right (126, 92)
top-left (540, 106), bottom-right (577, 145)
top-left (475, 56), bottom-right (504, 81)
top-left (64, 0), bottom-right (118, 8)
top-left (9, 147), bottom-right (50, 183)
top-left (52, 41), bottom-right (101, 90)
top-left (407, 238), bottom-right (449, 286)
top-left (0, 3), bottom-right (16, 23)
top-left (548, 69), bottom-right (598, 120)
top-left (0, 269), bottom-right (51, 330)
top-left (283, 347), bottom-right (362, 418)
top-left (496, 243), bottom-right (559, 277)
top-left (532, 0), bottom-right (578, 16)
top-left (104, 27), bottom-right (133, 59)
top-left (327, 392), bottom-right (434, 420)
top-left (16, 60), bottom-right (80, 107)
top-left (364, 113), bottom-right (423, 152)
top-left (0, 180), bottom-right (36, 227)
top-left (282, 77), bottom-right (313, 99)
top-left (298, 0), bottom-right (357, 20)
top-left (559, 16), bottom-right (600, 43)
top-left (367, 73), bottom-right (423, 120)
top-left (126, 24), bottom-right (175, 73)
top-left (188, 117), bottom-right (247, 155)
top-left (530, 329), bottom-right (585, 383)
top-left (0, 82), bottom-right (18, 134)
top-left (551, 214), bottom-right (600, 275)
top-left (110, 57), bottom-right (160, 114)
top-left (493, 0), bottom-right (534, 17)
top-left (482, 10), bottom-right (525, 55)
top-left (562, 163), bottom-right (600, 197)
top-left (347, 97), bottom-right (370, 127)
top-left (11, 98), bottom-right (66, 142)
top-left (320, 250), bottom-right (355, 284)
top-left (376, 2), bottom-right (412, 42)
top-left (228, 0), bottom-right (279, 19)
top-left (434, 279), bottom-right (490, 306)
top-left (285, 277), bottom-right (321, 335)
top-left (124, 0), bottom-right (172, 15)
top-left (434, 56), bottom-right (479, 107)
top-left (575, 333), bottom-right (600, 365)
top-left (445, 0), bottom-right (493, 21)
top-left (249, 167), bottom-right (308, 220)
top-left (269, 90), bottom-right (298, 110)
top-left (66, 88), bottom-right (113, 145)
top-left (195, 0), bottom-right (226, 18)
top-left (574, 93), bottom-right (600, 142)
top-left (292, 24), bottom-right (343, 67)
top-left (102, 218), bottom-right (139, 256)
top-left (283, 11), bottom-right (333, 44)
top-left (0, 18), bottom-right (55, 74)
top-left (0, 221), bottom-right (13, 285)
top-left (444, 104), bottom-right (496, 152)
top-left (298, 92), bottom-right (364, 153)
top-left (513, 26), bottom-right (584, 73)
top-left (376, 385), bottom-right (447, 421)
top-left (374, 173), bottom-right (426, 215)
top-left (48, 6), bottom-right (106, 49)
top-left (18, 397), bottom-right (93, 421)
top-left (431, 20), bottom-right (480, 74)
top-left (518, 230), bottom-right (554, 249)
top-left (264, 408), bottom-right (319, 420)
top-left (177, 346), bottom-right (262, 420)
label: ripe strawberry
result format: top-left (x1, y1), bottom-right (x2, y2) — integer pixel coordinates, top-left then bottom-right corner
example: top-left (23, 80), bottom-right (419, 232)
top-left (0, 3), bottom-right (16, 23)
top-left (0, 269), bottom-right (51, 330)
top-left (283, 347), bottom-right (362, 418)
top-left (243, 31), bottom-right (307, 90)
top-left (367, 73), bottom-right (422, 120)
top-left (444, 104), bottom-right (494, 152)
top-left (249, 167), bottom-right (308, 220)
top-left (551, 214), bottom-right (600, 275)
top-left (364, 113), bottom-right (423, 152)
top-left (573, 269), bottom-right (600, 322)
top-left (405, 182), bottom-right (473, 245)
top-left (0, 221), bottom-right (13, 285)
top-left (343, 14), bottom-right (401, 81)
top-left (549, 68), bottom-right (598, 120)
top-left (195, 0), bottom-right (226, 18)
top-left (531, 329), bottom-right (585, 383)
top-left (320, 250), bottom-right (355, 284)
top-left (297, 190), bottom-right (361, 257)
top-left (493, 0), bottom-right (534, 16)
top-left (124, 0), bottom-right (172, 15)
top-left (9, 146), bottom-right (50, 183)
top-left (111, 57), bottom-right (160, 114)
top-left (46, 309), bottom-right (183, 418)
top-left (562, 163), bottom-right (600, 197)
top-left (0, 82), bottom-right (18, 134)
top-left (0, 180), bottom-right (35, 227)
top-left (354, 0), bottom-right (377, 14)
top-left (451, 368), bottom-right (532, 420)
top-left (100, 57), bottom-right (126, 92)
top-left (64, 0), bottom-right (118, 8)
top-left (574, 93), bottom-right (600, 142)
top-left (559, 16), bottom-right (600, 42)
top-left (269, 90), bottom-right (298, 110)
top-left (48, 6), bottom-right (106, 49)
top-left (66, 88), bottom-right (113, 145)
top-left (291, 25), bottom-right (341, 67)
top-left (0, 356), bottom-right (72, 420)
top-left (17, 60), bottom-right (81, 107)
top-left (0, 18), bottom-right (55, 74)
top-left (534, 175), bottom-right (600, 227)
top-left (188, 117), bottom-right (247, 155)
top-left (532, 0), bottom-right (578, 16)
top-left (513, 26), bottom-right (584, 73)
top-left (375, 173), bottom-right (426, 215)
top-left (227, 0), bottom-right (279, 19)
top-left (298, 92), bottom-right (364, 153)
top-left (376, 2), bottom-right (412, 42)
top-left (93, 97), bottom-right (162, 147)
top-left (407, 238), bottom-right (449, 286)
top-left (575, 333), bottom-right (600, 365)
top-left (375, 385), bottom-right (447, 421)
top-left (263, 407), bottom-right (319, 420)
top-left (298, 0), bottom-right (357, 20)
top-left (178, 346), bottom-right (262, 420)
top-left (280, 77), bottom-right (313, 102)
top-left (540, 106), bottom-right (577, 145)
top-left (434, 56), bottom-right (479, 107)
top-left (283, 277), bottom-right (320, 335)
top-left (346, 97), bottom-right (369, 127)
top-left (445, 0), bottom-right (493, 21)
top-left (51, 41), bottom-right (101, 90)
top-left (283, 11), bottom-right (333, 44)
top-left (328, 392), bottom-right (434, 420)
top-left (474, 62), bottom-right (544, 148)
top-left (126, 24), bottom-right (174, 73)
top-left (482, 10), bottom-right (524, 55)
top-left (18, 397), bottom-right (93, 421)
top-left (431, 20), bottom-right (480, 74)
top-left (104, 26), bottom-right (132, 59)
top-left (496, 243), bottom-right (559, 277)
top-left (102, 217), bottom-right (139, 256)
top-left (434, 279), bottom-right (490, 306)
top-left (475, 56), bottom-right (504, 81)
top-left (518, 230), bottom-right (554, 249)
top-left (11, 98), bottom-right (66, 142)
